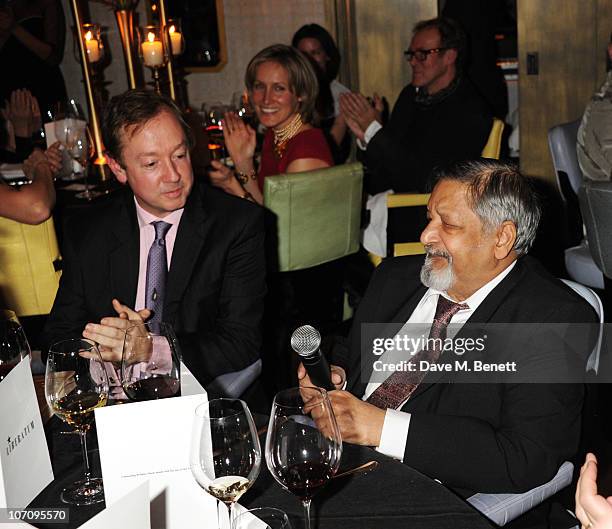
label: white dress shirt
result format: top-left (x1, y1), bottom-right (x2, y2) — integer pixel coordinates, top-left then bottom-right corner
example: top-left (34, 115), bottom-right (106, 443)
top-left (105, 200), bottom-right (185, 395)
top-left (370, 261), bottom-right (517, 461)
top-left (356, 120), bottom-right (383, 150)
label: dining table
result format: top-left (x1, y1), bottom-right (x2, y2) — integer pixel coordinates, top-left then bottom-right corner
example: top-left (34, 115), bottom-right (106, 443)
top-left (27, 414), bottom-right (493, 529)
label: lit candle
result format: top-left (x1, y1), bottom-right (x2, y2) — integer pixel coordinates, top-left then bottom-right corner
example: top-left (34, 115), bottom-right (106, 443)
top-left (168, 25), bottom-right (182, 55)
top-left (141, 32), bottom-right (164, 67)
top-left (84, 31), bottom-right (100, 63)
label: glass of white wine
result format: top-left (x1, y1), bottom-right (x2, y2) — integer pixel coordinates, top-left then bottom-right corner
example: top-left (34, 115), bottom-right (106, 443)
top-left (45, 339), bottom-right (109, 505)
top-left (190, 399), bottom-right (261, 529)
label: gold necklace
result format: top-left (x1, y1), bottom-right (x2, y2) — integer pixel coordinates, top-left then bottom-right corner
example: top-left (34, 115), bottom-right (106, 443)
top-left (273, 113), bottom-right (303, 159)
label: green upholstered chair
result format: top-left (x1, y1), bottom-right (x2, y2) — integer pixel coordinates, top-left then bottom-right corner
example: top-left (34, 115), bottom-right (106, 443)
top-left (263, 162), bottom-right (364, 272)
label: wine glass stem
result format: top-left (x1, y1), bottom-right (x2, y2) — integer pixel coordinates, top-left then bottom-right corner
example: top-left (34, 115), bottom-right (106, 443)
top-left (79, 431), bottom-right (92, 483)
top-left (227, 502), bottom-right (234, 529)
top-left (302, 499), bottom-right (312, 529)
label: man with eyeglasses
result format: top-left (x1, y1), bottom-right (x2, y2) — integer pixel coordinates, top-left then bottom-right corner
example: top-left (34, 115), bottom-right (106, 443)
top-left (341, 17), bottom-right (491, 198)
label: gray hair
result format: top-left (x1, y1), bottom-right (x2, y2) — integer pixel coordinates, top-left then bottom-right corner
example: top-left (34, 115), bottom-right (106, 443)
top-left (432, 159), bottom-right (541, 256)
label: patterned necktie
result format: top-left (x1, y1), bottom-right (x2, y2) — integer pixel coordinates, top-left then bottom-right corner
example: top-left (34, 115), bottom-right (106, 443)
top-left (367, 295), bottom-right (469, 410)
top-left (145, 221), bottom-right (172, 329)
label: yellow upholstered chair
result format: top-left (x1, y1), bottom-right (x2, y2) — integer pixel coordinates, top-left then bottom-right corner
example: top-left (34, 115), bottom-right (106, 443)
top-left (481, 117), bottom-right (505, 160)
top-left (0, 216), bottom-right (62, 316)
top-left (374, 118), bottom-right (505, 264)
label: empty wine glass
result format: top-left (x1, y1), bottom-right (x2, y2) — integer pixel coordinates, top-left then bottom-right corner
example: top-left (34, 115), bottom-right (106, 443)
top-left (121, 322), bottom-right (181, 401)
top-left (0, 310), bottom-right (31, 381)
top-left (265, 387), bottom-right (342, 529)
top-left (70, 128), bottom-right (97, 200)
top-left (190, 399), bottom-right (261, 529)
top-left (235, 507), bottom-right (292, 529)
top-left (53, 99), bottom-right (86, 182)
top-left (45, 339), bottom-right (109, 505)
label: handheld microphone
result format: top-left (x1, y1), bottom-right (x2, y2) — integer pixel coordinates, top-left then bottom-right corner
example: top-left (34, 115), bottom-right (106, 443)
top-left (291, 325), bottom-right (334, 391)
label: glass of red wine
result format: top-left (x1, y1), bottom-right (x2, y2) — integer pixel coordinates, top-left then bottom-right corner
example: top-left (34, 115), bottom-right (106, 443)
top-left (0, 310), bottom-right (31, 382)
top-left (121, 322), bottom-right (181, 401)
top-left (265, 387), bottom-right (342, 529)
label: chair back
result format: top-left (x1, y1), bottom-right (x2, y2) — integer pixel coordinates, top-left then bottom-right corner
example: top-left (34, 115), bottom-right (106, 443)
top-left (548, 119), bottom-right (582, 199)
top-left (0, 216), bottom-right (62, 316)
top-left (579, 180), bottom-right (612, 279)
top-left (560, 278), bottom-right (603, 374)
top-left (264, 162), bottom-right (363, 272)
top-left (481, 117), bottom-right (505, 159)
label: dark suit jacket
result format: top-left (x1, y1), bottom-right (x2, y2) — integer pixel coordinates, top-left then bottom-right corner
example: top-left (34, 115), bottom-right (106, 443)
top-left (331, 255), bottom-right (597, 498)
top-left (44, 181), bottom-right (266, 387)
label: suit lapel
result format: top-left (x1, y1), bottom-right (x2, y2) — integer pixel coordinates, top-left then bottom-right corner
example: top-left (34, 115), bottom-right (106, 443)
top-left (108, 192), bottom-right (139, 307)
top-left (164, 186), bottom-right (208, 317)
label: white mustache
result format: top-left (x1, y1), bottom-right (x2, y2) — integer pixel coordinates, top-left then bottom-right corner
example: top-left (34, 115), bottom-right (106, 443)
top-left (424, 246), bottom-right (451, 261)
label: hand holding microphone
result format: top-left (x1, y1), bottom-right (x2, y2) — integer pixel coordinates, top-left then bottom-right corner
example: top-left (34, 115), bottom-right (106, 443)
top-left (292, 325), bottom-right (345, 391)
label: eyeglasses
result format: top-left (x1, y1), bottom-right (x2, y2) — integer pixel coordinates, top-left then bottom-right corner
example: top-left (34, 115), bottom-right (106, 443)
top-left (403, 47), bottom-right (449, 62)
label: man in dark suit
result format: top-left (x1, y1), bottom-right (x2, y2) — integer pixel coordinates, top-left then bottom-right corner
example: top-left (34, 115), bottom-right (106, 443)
top-left (44, 90), bottom-right (266, 393)
top-left (300, 159), bottom-right (597, 501)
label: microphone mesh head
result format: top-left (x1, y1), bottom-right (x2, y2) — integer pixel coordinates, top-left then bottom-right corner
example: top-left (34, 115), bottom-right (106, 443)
top-left (291, 325), bottom-right (321, 357)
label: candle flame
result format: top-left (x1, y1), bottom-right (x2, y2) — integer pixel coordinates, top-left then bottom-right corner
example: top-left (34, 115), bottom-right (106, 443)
top-left (169, 25), bottom-right (176, 34)
top-left (85, 30), bottom-right (93, 41)
top-left (147, 32), bottom-right (156, 43)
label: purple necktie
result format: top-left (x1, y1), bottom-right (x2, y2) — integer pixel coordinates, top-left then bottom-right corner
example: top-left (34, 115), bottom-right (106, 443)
top-left (367, 296), bottom-right (469, 410)
top-left (145, 221), bottom-right (171, 330)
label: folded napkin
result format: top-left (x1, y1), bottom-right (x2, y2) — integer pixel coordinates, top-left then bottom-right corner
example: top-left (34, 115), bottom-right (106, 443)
top-left (0, 163), bottom-right (26, 180)
top-left (362, 189), bottom-right (394, 258)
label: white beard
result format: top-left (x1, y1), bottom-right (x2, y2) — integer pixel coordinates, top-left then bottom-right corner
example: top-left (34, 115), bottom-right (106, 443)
top-left (420, 249), bottom-right (455, 292)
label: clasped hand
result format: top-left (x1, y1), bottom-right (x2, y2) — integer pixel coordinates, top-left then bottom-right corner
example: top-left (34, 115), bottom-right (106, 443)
top-left (339, 92), bottom-right (383, 142)
top-left (208, 112), bottom-right (257, 191)
top-left (81, 299), bottom-right (151, 364)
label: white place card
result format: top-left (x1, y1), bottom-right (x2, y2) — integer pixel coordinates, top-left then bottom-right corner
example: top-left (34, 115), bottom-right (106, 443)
top-left (80, 481), bottom-right (151, 529)
top-left (95, 394), bottom-right (215, 529)
top-left (180, 362), bottom-right (207, 396)
top-left (0, 358), bottom-right (53, 508)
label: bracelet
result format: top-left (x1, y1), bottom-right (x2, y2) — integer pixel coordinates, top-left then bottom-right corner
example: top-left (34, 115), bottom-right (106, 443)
top-left (235, 169), bottom-right (257, 185)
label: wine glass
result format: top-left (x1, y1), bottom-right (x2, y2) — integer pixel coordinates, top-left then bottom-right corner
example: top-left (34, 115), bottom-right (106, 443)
top-left (121, 322), bottom-right (181, 401)
top-left (235, 507), bottom-right (292, 529)
top-left (45, 339), bottom-right (109, 505)
top-left (190, 399), bottom-right (261, 529)
top-left (53, 99), bottom-right (86, 182)
top-left (70, 128), bottom-right (97, 200)
top-left (265, 387), bottom-right (342, 529)
top-left (203, 102), bottom-right (228, 161)
top-left (0, 310), bottom-right (31, 381)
